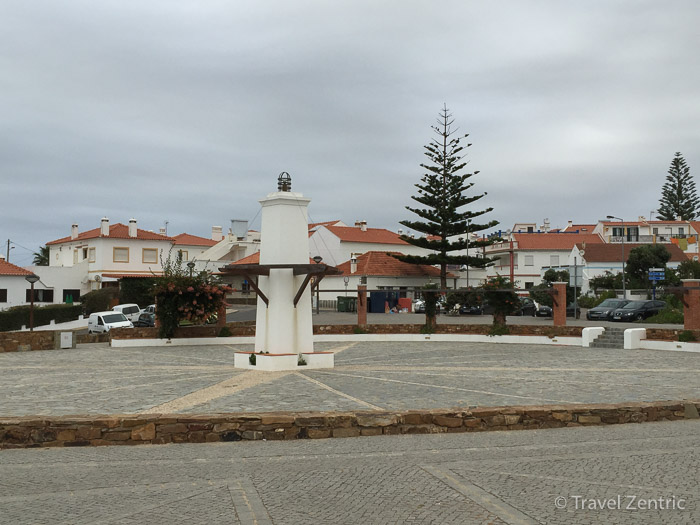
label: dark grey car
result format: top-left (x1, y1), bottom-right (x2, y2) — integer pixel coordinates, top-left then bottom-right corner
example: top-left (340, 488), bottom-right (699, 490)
top-left (611, 300), bottom-right (666, 322)
top-left (586, 299), bottom-right (630, 321)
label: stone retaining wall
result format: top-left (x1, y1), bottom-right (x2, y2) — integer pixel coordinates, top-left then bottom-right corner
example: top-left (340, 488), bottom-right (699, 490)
top-left (0, 331), bottom-right (56, 352)
top-left (645, 328), bottom-right (700, 341)
top-left (1, 400), bottom-right (696, 449)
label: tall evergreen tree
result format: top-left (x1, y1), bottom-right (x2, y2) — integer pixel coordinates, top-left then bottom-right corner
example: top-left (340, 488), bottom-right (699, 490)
top-left (657, 152), bottom-right (699, 220)
top-left (394, 105), bottom-right (498, 288)
top-left (32, 246), bottom-right (49, 266)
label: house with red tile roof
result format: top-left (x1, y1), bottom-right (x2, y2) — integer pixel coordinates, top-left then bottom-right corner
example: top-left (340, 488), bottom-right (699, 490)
top-left (570, 241), bottom-right (689, 296)
top-left (308, 220), bottom-right (431, 267)
top-left (483, 232), bottom-right (605, 289)
top-left (0, 257), bottom-right (53, 310)
top-left (592, 218), bottom-right (698, 255)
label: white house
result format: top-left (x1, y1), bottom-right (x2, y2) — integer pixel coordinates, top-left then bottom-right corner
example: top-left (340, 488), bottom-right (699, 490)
top-left (0, 257), bottom-right (43, 310)
top-left (46, 218), bottom-right (174, 291)
top-left (309, 220), bottom-right (430, 267)
top-left (569, 241), bottom-right (689, 296)
top-left (483, 232), bottom-right (604, 289)
top-left (592, 218), bottom-right (699, 255)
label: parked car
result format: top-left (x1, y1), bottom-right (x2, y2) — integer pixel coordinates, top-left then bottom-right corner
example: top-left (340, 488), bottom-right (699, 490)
top-left (413, 296), bottom-right (446, 314)
top-left (133, 312), bottom-right (156, 327)
top-left (534, 304), bottom-right (553, 317)
top-left (611, 300), bottom-right (666, 321)
top-left (459, 304), bottom-right (483, 315)
top-left (112, 303), bottom-right (141, 322)
top-left (586, 299), bottom-right (630, 321)
top-left (87, 311), bottom-right (133, 333)
top-left (141, 304), bottom-right (156, 315)
top-left (566, 303), bottom-right (582, 319)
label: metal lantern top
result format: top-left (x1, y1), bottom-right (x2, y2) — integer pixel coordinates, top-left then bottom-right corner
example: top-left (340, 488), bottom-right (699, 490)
top-left (277, 172), bottom-right (292, 192)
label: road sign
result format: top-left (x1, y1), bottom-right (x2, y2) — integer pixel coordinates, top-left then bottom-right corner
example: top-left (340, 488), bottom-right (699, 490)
top-left (648, 268), bottom-right (665, 281)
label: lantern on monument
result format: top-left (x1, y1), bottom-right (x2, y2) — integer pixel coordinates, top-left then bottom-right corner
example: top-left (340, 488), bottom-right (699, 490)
top-left (277, 172), bottom-right (292, 192)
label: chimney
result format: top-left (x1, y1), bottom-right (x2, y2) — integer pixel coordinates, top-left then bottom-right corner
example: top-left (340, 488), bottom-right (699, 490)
top-left (212, 226), bottom-right (223, 242)
top-left (159, 227), bottom-right (166, 235)
top-left (128, 218), bottom-right (137, 238)
top-left (350, 254), bottom-right (358, 274)
top-left (567, 220), bottom-right (573, 230)
top-left (100, 218), bottom-right (109, 236)
top-left (71, 223), bottom-right (79, 240)
top-left (356, 220), bottom-right (367, 232)
top-left (0, 254), bottom-right (4, 261)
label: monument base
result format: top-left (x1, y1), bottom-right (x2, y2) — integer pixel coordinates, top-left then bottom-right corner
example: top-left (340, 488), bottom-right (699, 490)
top-left (233, 351), bottom-right (334, 371)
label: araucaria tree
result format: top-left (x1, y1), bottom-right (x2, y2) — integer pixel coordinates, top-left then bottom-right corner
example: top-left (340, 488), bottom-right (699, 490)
top-left (657, 152), bottom-right (699, 220)
top-left (394, 105), bottom-right (498, 288)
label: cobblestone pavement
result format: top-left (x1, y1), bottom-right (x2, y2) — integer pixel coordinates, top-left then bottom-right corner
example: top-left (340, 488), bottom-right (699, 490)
top-left (0, 421), bottom-right (698, 524)
top-left (2, 341), bottom-right (700, 415)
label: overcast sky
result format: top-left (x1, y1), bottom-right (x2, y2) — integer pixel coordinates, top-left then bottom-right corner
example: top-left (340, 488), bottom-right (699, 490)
top-left (2, 1), bottom-right (700, 265)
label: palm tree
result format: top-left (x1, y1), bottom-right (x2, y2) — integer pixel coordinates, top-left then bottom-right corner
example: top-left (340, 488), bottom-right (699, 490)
top-left (32, 246), bottom-right (49, 266)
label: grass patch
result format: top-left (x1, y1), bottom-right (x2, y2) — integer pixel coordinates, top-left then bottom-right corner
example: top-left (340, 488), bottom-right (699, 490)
top-left (645, 307), bottom-right (684, 324)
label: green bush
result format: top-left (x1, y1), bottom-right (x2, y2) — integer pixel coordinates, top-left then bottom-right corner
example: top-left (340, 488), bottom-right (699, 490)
top-left (218, 326), bottom-right (232, 337)
top-left (119, 277), bottom-right (157, 308)
top-left (645, 306), bottom-right (684, 324)
top-left (80, 288), bottom-right (119, 315)
top-left (576, 294), bottom-right (597, 309)
top-left (0, 304), bottom-right (83, 332)
top-left (678, 330), bottom-right (697, 342)
top-left (660, 293), bottom-right (682, 310)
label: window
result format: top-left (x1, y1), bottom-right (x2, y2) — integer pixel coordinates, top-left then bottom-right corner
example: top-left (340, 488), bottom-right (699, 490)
top-left (524, 282), bottom-right (534, 289)
top-left (527, 226), bottom-right (534, 233)
top-left (652, 227), bottom-right (659, 235)
top-left (612, 227), bottom-right (624, 238)
top-left (679, 227), bottom-right (685, 235)
top-left (0, 289), bottom-right (7, 302)
top-left (550, 255), bottom-right (560, 267)
top-left (627, 226), bottom-right (639, 242)
top-left (178, 249), bottom-right (189, 261)
top-left (62, 289), bottom-right (80, 303)
top-left (524, 255), bottom-right (534, 266)
top-left (88, 248), bottom-right (96, 262)
top-left (142, 248), bottom-right (158, 264)
top-left (113, 247), bottom-right (129, 263)
top-left (26, 289), bottom-right (54, 303)
top-left (82, 248), bottom-right (88, 260)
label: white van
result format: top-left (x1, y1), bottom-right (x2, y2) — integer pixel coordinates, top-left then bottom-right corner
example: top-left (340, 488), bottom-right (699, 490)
top-left (112, 303), bottom-right (141, 322)
top-left (87, 311), bottom-right (133, 333)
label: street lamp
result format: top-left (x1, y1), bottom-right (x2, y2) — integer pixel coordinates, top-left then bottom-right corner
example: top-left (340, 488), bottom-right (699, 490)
top-left (607, 215), bottom-right (626, 299)
top-left (312, 255), bottom-right (323, 314)
top-left (24, 274), bottom-right (40, 331)
top-left (187, 261), bottom-right (195, 277)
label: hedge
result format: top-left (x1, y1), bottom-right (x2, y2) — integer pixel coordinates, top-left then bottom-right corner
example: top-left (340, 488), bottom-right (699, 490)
top-left (0, 304), bottom-right (83, 332)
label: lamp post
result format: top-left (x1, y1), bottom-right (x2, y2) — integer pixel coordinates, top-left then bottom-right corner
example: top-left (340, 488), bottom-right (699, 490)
top-left (187, 261), bottom-right (195, 277)
top-left (25, 274), bottom-right (40, 331)
top-left (313, 255), bottom-right (322, 314)
top-left (607, 215), bottom-right (626, 299)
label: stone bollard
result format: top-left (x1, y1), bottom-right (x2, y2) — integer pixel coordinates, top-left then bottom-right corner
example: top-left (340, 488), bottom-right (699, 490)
top-left (357, 285), bottom-right (367, 328)
top-left (552, 281), bottom-right (567, 327)
top-left (682, 279), bottom-right (700, 330)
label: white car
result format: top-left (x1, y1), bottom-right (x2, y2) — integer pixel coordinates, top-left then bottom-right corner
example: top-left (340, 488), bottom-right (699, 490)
top-left (112, 303), bottom-right (141, 322)
top-left (141, 304), bottom-right (156, 315)
top-left (87, 311), bottom-right (133, 333)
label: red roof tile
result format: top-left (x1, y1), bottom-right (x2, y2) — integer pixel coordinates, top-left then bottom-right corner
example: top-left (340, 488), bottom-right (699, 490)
top-left (324, 226), bottom-right (408, 245)
top-left (512, 233), bottom-right (604, 251)
top-left (172, 233), bottom-right (217, 247)
top-left (0, 259), bottom-right (34, 276)
top-left (576, 242), bottom-right (688, 263)
top-left (335, 251), bottom-right (453, 277)
top-left (308, 220), bottom-right (342, 230)
top-left (561, 224), bottom-right (596, 232)
top-left (47, 224), bottom-right (174, 245)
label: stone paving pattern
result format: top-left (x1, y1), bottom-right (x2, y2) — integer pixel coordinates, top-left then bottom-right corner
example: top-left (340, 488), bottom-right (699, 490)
top-left (1, 421), bottom-right (698, 524)
top-left (1, 341), bottom-right (699, 416)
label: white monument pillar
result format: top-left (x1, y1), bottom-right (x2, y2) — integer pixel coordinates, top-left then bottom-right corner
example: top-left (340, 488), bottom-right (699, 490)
top-left (254, 185), bottom-right (314, 355)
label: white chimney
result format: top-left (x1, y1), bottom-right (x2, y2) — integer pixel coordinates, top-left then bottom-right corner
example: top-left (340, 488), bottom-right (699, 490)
top-left (212, 226), bottom-right (223, 242)
top-left (350, 254), bottom-right (358, 274)
top-left (128, 218), bottom-right (137, 238)
top-left (360, 220), bottom-right (367, 232)
top-left (159, 227), bottom-right (166, 235)
top-left (71, 223), bottom-right (79, 240)
top-left (100, 218), bottom-right (109, 236)
top-left (0, 254), bottom-right (5, 261)
top-left (567, 220), bottom-right (573, 230)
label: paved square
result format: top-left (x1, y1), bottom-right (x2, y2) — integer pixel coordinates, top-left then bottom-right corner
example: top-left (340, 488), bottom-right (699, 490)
top-left (1, 341), bottom-right (699, 415)
top-left (1, 421), bottom-right (698, 524)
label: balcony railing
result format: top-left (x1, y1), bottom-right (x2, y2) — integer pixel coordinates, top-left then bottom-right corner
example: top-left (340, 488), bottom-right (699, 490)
top-left (608, 234), bottom-right (687, 243)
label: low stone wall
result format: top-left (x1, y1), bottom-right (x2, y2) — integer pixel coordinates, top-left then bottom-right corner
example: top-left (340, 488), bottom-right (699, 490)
top-left (0, 331), bottom-right (56, 352)
top-left (313, 324), bottom-right (583, 337)
top-left (645, 328), bottom-right (700, 341)
top-left (111, 323), bottom-right (256, 340)
top-left (1, 400), bottom-right (696, 449)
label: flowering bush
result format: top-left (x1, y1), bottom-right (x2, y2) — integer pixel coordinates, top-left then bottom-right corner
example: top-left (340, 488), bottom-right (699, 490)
top-left (153, 253), bottom-right (231, 338)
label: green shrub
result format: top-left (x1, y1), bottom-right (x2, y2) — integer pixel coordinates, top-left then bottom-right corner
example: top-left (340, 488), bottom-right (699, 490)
top-left (678, 330), bottom-right (697, 342)
top-left (80, 288), bottom-right (119, 315)
top-left (119, 277), bottom-right (157, 308)
top-left (249, 353), bottom-right (256, 365)
top-left (660, 293), bottom-right (682, 310)
top-left (0, 304), bottom-right (83, 332)
top-left (576, 294), bottom-right (597, 309)
top-left (218, 326), bottom-right (232, 337)
top-left (645, 306), bottom-right (684, 324)
top-left (353, 326), bottom-right (368, 334)
top-left (488, 323), bottom-right (510, 336)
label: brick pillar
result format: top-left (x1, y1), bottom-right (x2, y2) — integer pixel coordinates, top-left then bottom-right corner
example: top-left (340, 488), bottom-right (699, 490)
top-left (682, 279), bottom-right (700, 330)
top-left (217, 303), bottom-right (227, 327)
top-left (552, 281), bottom-right (567, 327)
top-left (357, 285), bottom-right (367, 328)
top-left (154, 297), bottom-right (160, 329)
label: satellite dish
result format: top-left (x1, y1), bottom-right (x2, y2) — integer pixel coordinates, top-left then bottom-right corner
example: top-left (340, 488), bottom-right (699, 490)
top-left (579, 250), bottom-right (585, 256)
top-left (94, 275), bottom-right (102, 282)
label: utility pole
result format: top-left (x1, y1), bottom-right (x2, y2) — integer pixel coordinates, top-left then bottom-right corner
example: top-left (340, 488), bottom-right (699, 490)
top-left (6, 239), bottom-right (10, 262)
